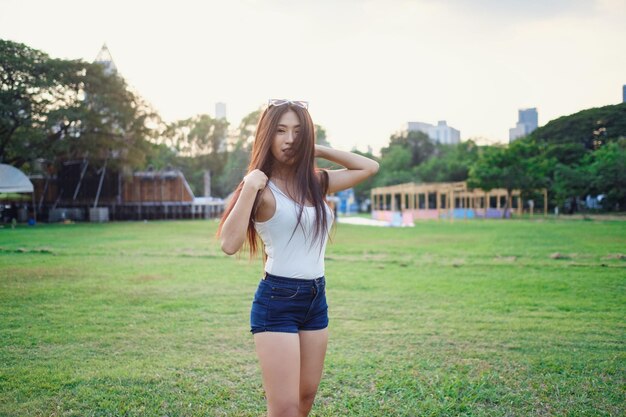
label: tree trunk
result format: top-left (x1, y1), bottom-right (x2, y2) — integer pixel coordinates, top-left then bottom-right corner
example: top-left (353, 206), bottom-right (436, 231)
top-left (502, 190), bottom-right (512, 219)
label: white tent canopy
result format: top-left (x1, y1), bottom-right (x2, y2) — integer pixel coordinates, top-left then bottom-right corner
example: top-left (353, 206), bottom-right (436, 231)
top-left (0, 164), bottom-right (34, 193)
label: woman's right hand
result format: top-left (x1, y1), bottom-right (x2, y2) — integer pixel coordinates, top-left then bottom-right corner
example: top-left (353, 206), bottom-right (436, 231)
top-left (243, 169), bottom-right (268, 192)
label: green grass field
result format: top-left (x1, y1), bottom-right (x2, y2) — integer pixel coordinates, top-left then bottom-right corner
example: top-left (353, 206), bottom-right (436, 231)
top-left (1, 218), bottom-right (624, 416)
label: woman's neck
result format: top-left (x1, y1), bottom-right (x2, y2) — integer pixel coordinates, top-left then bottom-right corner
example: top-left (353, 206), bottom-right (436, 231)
top-left (270, 170), bottom-right (302, 200)
top-left (271, 168), bottom-right (295, 183)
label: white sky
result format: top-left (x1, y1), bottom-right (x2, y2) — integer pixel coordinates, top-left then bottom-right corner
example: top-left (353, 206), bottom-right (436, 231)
top-left (1, 0), bottom-right (625, 154)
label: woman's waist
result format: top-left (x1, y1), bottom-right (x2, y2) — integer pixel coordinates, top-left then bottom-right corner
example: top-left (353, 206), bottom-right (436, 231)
top-left (263, 272), bottom-right (325, 286)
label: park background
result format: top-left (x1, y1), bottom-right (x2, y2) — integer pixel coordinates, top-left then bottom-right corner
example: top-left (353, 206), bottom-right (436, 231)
top-left (1, 0), bottom-right (626, 416)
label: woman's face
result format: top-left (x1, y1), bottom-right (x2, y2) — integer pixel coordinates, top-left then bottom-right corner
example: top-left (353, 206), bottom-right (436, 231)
top-left (271, 109), bottom-right (300, 167)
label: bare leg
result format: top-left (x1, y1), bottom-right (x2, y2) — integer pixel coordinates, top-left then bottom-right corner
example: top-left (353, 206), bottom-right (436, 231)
top-left (298, 328), bottom-right (329, 417)
top-left (254, 332), bottom-right (301, 417)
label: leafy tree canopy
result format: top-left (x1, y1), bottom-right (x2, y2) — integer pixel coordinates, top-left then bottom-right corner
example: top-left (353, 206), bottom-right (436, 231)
top-left (0, 39), bottom-right (157, 174)
top-left (529, 102), bottom-right (626, 151)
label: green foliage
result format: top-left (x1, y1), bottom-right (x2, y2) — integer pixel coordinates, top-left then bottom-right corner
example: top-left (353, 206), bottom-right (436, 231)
top-left (217, 141), bottom-right (251, 198)
top-left (373, 131), bottom-right (479, 192)
top-left (349, 149), bottom-right (379, 202)
top-left (530, 102), bottom-right (626, 149)
top-left (587, 140), bottom-right (626, 210)
top-left (370, 102), bottom-right (626, 213)
top-left (551, 163), bottom-right (589, 209)
top-left (374, 131), bottom-right (433, 187)
top-left (315, 124), bottom-right (330, 147)
top-left (143, 142), bottom-right (178, 171)
top-left (162, 114), bottom-right (229, 160)
top-left (0, 39), bottom-right (156, 173)
top-left (382, 130), bottom-right (435, 166)
top-left (375, 145), bottom-right (413, 186)
top-left (215, 109), bottom-right (260, 196)
top-left (468, 140), bottom-right (546, 216)
top-left (237, 108), bottom-right (261, 146)
top-left (159, 114), bottom-right (229, 196)
top-left (517, 104), bottom-right (626, 211)
top-left (315, 124), bottom-right (338, 170)
top-left (415, 140), bottom-right (479, 183)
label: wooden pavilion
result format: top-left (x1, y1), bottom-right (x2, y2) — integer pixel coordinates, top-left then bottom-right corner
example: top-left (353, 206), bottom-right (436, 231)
top-left (370, 181), bottom-right (547, 223)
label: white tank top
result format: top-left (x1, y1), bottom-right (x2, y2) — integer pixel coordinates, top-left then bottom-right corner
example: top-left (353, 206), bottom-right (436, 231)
top-left (254, 180), bottom-right (334, 279)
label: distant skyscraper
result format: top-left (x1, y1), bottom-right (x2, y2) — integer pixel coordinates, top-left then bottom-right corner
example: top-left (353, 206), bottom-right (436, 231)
top-left (623, 84), bottom-right (625, 103)
top-left (405, 120), bottom-right (460, 144)
top-left (215, 102), bottom-right (227, 120)
top-left (509, 108), bottom-right (538, 142)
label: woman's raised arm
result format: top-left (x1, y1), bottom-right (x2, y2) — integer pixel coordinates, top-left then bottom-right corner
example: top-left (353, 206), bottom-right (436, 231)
top-left (315, 145), bottom-right (379, 194)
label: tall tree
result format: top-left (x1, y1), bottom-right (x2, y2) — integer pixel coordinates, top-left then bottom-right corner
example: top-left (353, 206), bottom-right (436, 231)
top-left (587, 140), bottom-right (626, 210)
top-left (1, 39), bottom-right (80, 166)
top-left (215, 109), bottom-right (260, 196)
top-left (468, 140), bottom-right (545, 217)
top-left (350, 149), bottom-right (379, 203)
top-left (551, 163), bottom-right (589, 213)
top-left (161, 114), bottom-right (230, 196)
top-left (374, 145), bottom-right (413, 186)
top-left (382, 130), bottom-right (435, 166)
top-left (415, 140), bottom-right (479, 183)
top-left (0, 39), bottom-right (156, 173)
top-left (530, 103), bottom-right (626, 150)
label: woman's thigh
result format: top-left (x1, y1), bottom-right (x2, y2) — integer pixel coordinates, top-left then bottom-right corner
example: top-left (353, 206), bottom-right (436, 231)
top-left (254, 332), bottom-right (300, 411)
top-left (299, 328), bottom-right (328, 399)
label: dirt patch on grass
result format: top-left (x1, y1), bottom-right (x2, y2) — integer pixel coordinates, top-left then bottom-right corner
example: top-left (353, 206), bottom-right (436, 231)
top-left (0, 246), bottom-right (55, 255)
top-left (133, 274), bottom-right (173, 282)
top-left (494, 255), bottom-right (517, 262)
top-left (450, 259), bottom-right (465, 267)
top-left (603, 253), bottom-right (626, 260)
top-left (1, 266), bottom-right (81, 280)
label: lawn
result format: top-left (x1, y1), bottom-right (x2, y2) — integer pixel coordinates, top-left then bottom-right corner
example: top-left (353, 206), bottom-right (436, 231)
top-left (0, 218), bottom-right (624, 416)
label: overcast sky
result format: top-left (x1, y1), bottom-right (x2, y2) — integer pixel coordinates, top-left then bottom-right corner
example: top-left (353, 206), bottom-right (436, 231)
top-left (1, 0), bottom-right (625, 154)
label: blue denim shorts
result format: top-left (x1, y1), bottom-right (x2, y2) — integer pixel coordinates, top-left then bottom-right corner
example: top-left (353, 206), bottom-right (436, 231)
top-left (250, 273), bottom-right (329, 334)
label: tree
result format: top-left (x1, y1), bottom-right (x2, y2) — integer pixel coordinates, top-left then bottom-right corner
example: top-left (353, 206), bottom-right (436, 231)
top-left (314, 124), bottom-right (337, 170)
top-left (415, 140), bottom-right (479, 183)
top-left (163, 114), bottom-right (228, 156)
top-left (350, 149), bottom-right (379, 203)
top-left (587, 140), bottom-right (626, 210)
top-left (215, 109), bottom-right (260, 197)
top-left (144, 142), bottom-right (178, 170)
top-left (160, 114), bottom-right (230, 196)
top-left (374, 130), bottom-right (435, 187)
top-left (0, 40), bottom-right (88, 168)
top-left (0, 39), bottom-right (156, 173)
top-left (551, 163), bottom-right (589, 213)
top-left (530, 103), bottom-right (626, 150)
top-left (374, 145), bottom-right (413, 186)
top-left (382, 130), bottom-right (435, 166)
top-left (468, 140), bottom-right (544, 217)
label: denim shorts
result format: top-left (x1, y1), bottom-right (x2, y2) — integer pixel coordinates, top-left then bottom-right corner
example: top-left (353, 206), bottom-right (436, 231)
top-left (250, 273), bottom-right (329, 334)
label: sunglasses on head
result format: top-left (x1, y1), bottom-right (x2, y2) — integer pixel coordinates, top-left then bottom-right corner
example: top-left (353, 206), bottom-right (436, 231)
top-left (268, 99), bottom-right (309, 110)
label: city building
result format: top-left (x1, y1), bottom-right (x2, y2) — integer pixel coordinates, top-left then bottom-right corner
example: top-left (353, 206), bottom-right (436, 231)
top-left (215, 102), bottom-right (227, 120)
top-left (405, 120), bottom-right (460, 144)
top-left (509, 108), bottom-right (538, 142)
top-left (622, 84), bottom-right (625, 103)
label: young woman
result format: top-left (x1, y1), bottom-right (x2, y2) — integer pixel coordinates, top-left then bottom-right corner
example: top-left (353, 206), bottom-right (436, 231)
top-left (218, 99), bottom-right (378, 417)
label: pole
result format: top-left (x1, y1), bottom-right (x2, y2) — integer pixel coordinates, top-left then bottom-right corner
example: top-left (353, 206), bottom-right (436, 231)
top-left (93, 157), bottom-right (108, 208)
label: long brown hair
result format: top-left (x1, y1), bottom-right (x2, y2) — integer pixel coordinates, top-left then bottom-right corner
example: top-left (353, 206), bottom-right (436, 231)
top-left (217, 103), bottom-right (331, 258)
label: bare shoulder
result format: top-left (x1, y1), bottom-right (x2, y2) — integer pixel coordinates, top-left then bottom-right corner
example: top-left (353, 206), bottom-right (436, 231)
top-left (255, 185), bottom-right (276, 223)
